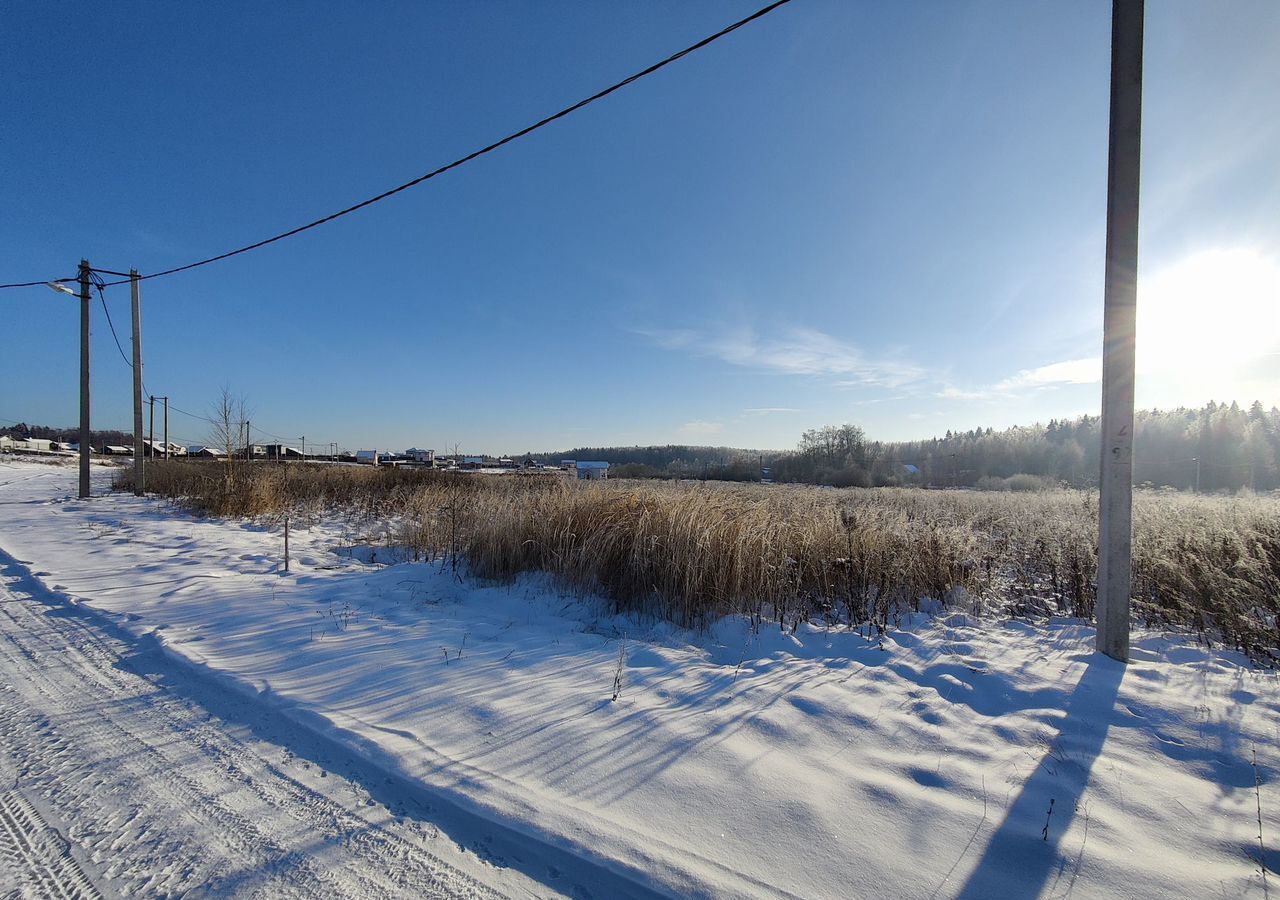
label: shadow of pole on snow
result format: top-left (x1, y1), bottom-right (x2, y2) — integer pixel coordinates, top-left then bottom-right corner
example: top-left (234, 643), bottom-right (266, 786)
top-left (953, 653), bottom-right (1126, 900)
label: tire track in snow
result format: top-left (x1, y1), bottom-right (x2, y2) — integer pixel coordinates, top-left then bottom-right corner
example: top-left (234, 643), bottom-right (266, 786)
top-left (22, 598), bottom-right (505, 900)
top-left (0, 599), bottom-right (336, 898)
top-left (0, 787), bottom-right (102, 900)
top-left (0, 577), bottom-right (510, 899)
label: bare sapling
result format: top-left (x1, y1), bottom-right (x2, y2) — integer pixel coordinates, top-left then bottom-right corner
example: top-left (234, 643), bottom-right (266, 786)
top-left (208, 386), bottom-right (249, 499)
top-left (611, 634), bottom-right (627, 702)
top-left (1254, 747), bottom-right (1271, 895)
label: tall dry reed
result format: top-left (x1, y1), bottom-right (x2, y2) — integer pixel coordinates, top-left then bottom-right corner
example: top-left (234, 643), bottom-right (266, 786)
top-left (118, 461), bottom-right (1280, 662)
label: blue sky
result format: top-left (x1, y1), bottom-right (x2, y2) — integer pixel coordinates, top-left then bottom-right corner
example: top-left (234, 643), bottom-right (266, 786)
top-left (3, 1), bottom-right (1278, 454)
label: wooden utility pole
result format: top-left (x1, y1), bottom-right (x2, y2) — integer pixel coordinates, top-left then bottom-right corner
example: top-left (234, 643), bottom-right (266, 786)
top-left (1096, 0), bottom-right (1144, 663)
top-left (78, 260), bottom-right (91, 499)
top-left (131, 270), bottom-right (144, 494)
top-left (162, 397), bottom-right (169, 461)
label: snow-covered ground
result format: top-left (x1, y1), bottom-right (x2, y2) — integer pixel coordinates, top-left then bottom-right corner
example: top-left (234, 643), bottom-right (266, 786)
top-left (0, 459), bottom-right (1276, 898)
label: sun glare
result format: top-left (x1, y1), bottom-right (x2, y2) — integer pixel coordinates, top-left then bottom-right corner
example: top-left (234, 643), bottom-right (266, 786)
top-left (1137, 248), bottom-right (1280, 376)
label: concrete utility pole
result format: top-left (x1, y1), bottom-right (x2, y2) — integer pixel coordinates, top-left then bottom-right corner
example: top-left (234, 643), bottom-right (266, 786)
top-left (1096, 0), bottom-right (1144, 663)
top-left (131, 270), bottom-right (144, 494)
top-left (149, 395), bottom-right (155, 461)
top-left (78, 260), bottom-right (91, 499)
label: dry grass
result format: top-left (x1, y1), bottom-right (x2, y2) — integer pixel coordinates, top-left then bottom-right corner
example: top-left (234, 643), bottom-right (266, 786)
top-left (118, 461), bottom-right (1280, 663)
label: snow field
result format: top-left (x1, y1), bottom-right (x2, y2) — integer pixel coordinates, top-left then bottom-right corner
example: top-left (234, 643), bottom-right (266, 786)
top-left (0, 460), bottom-right (1276, 898)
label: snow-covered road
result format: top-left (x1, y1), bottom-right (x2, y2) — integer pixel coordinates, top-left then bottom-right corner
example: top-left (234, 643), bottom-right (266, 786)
top-left (0, 557), bottom-right (584, 899)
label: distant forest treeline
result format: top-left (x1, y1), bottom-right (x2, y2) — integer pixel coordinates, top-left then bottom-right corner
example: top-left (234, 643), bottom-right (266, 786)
top-left (532, 401), bottom-right (1280, 492)
top-left (10, 400), bottom-right (1278, 492)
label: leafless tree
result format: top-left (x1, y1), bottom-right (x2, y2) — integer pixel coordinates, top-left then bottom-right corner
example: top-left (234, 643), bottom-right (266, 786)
top-left (208, 386), bottom-right (249, 488)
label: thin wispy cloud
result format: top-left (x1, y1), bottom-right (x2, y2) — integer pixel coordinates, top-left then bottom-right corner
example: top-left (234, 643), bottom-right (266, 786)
top-left (639, 326), bottom-right (928, 389)
top-left (994, 357), bottom-right (1101, 391)
top-left (679, 420), bottom-right (724, 435)
top-left (937, 386), bottom-right (999, 402)
top-left (940, 357), bottom-right (1101, 402)
top-left (741, 407), bottom-right (801, 416)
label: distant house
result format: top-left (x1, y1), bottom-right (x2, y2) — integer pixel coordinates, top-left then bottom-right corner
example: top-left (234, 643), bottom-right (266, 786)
top-left (104, 445), bottom-right (133, 456)
top-left (356, 450), bottom-right (379, 465)
top-left (575, 461), bottom-right (609, 481)
top-left (902, 464), bottom-right (920, 476)
top-left (265, 444), bottom-right (304, 460)
top-left (405, 448), bottom-right (434, 465)
top-left (142, 439), bottom-right (187, 458)
top-left (560, 459), bottom-right (577, 470)
top-left (188, 445), bottom-right (226, 458)
top-left (461, 456), bottom-right (485, 469)
top-left (3, 437), bottom-right (74, 455)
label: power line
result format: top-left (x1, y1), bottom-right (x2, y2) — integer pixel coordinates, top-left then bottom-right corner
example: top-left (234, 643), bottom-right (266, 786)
top-left (1, 1), bottom-right (793, 291)
top-left (164, 403), bottom-right (214, 425)
top-left (10, 274), bottom-right (454, 453)
top-left (0, 276), bottom-right (78, 290)
top-left (90, 272), bottom-right (134, 370)
top-left (162, 401), bottom-right (297, 446)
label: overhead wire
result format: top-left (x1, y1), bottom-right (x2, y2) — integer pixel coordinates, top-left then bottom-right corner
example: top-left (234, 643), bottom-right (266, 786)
top-left (90, 271), bottom-right (134, 370)
top-left (4, 4), bottom-right (796, 454)
top-left (85, 335), bottom-right (308, 448)
top-left (163, 402), bottom-right (302, 447)
top-left (0, 0), bottom-right (794, 291)
top-left (0, 276), bottom-right (78, 290)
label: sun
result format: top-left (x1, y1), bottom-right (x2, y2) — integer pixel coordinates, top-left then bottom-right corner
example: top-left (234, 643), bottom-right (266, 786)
top-left (1136, 248), bottom-right (1280, 378)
